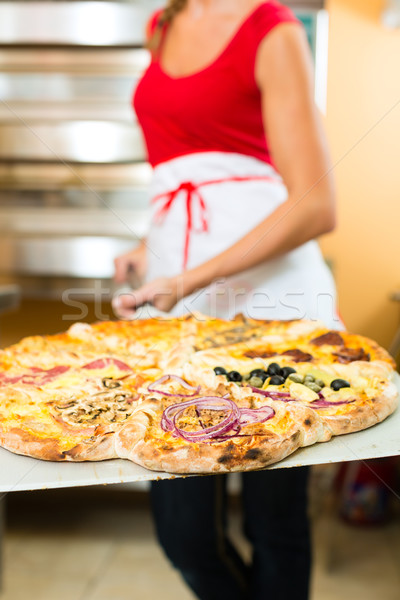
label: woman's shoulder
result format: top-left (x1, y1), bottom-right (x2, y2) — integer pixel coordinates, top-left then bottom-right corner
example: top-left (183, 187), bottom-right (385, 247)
top-left (247, 1), bottom-right (299, 39)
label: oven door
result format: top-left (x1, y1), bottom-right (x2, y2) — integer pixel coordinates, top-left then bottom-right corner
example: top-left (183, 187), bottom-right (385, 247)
top-left (0, 2), bottom-right (162, 299)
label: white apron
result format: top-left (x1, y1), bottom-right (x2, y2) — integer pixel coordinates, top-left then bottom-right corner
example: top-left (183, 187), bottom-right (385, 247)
top-left (146, 152), bottom-right (341, 329)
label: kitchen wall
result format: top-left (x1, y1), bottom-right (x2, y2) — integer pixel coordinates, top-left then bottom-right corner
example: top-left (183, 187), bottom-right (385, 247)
top-left (322, 0), bottom-right (400, 348)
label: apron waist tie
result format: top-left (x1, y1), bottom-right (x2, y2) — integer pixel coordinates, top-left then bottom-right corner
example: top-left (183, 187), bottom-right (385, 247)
top-left (151, 174), bottom-right (280, 270)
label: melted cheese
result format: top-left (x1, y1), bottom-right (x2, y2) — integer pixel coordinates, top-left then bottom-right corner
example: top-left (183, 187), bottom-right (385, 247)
top-left (288, 383), bottom-right (319, 403)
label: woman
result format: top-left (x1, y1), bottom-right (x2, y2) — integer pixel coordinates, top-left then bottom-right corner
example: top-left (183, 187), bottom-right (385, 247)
top-left (114, 1), bottom-right (338, 598)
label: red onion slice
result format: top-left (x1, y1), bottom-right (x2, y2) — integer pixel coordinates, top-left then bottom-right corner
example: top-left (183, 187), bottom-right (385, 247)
top-left (161, 397), bottom-right (275, 443)
top-left (161, 396), bottom-right (233, 432)
top-left (250, 387), bottom-right (291, 400)
top-left (162, 396), bottom-right (241, 441)
top-left (174, 420), bottom-right (237, 442)
top-left (245, 385), bottom-right (357, 409)
top-left (309, 398), bottom-right (356, 409)
top-left (148, 374), bottom-right (200, 398)
top-left (212, 433), bottom-right (253, 441)
top-left (239, 406), bottom-right (275, 425)
top-left (173, 398), bottom-right (241, 442)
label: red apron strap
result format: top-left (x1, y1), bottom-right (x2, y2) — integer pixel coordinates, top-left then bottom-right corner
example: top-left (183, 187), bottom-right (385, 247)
top-left (151, 174), bottom-right (279, 270)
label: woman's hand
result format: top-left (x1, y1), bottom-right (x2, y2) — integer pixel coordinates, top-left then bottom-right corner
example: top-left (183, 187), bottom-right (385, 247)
top-left (113, 241), bottom-right (147, 285)
top-left (112, 276), bottom-right (183, 318)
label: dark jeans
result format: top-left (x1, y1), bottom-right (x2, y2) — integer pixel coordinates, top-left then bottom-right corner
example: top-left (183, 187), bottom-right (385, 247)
top-left (151, 467), bottom-right (311, 600)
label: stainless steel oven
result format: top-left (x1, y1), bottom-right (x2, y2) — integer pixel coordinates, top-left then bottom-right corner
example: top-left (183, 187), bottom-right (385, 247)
top-left (0, 1), bottom-right (163, 301)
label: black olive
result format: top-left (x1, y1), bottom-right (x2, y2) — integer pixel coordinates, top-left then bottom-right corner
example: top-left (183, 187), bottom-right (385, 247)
top-left (267, 363), bottom-right (282, 376)
top-left (227, 370), bottom-right (243, 382)
top-left (214, 366), bottom-right (227, 376)
top-left (281, 367), bottom-right (296, 379)
top-left (249, 369), bottom-right (268, 381)
top-left (330, 379), bottom-right (351, 391)
top-left (269, 375), bottom-right (285, 386)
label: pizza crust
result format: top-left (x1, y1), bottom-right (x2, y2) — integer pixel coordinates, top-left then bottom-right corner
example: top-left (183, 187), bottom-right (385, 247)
top-left (62, 431), bottom-right (118, 461)
top-left (308, 379), bottom-right (398, 437)
top-left (0, 418), bottom-right (118, 462)
top-left (116, 414), bottom-right (303, 474)
top-left (115, 395), bottom-right (328, 474)
top-left (0, 425), bottom-right (67, 461)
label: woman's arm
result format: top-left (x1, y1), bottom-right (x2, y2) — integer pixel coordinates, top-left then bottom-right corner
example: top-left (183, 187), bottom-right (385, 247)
top-left (115, 23), bottom-right (336, 314)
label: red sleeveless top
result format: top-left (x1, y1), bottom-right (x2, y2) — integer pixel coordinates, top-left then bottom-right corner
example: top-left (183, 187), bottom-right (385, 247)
top-left (133, 1), bottom-right (298, 168)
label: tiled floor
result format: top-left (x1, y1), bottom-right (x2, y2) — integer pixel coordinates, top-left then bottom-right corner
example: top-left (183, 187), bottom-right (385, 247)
top-left (0, 485), bottom-right (399, 600)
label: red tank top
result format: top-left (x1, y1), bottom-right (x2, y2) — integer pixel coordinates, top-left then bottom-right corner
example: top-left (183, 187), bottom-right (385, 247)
top-left (133, 1), bottom-right (298, 168)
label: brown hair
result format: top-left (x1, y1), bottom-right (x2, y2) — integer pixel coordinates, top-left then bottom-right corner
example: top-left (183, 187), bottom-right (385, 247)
top-left (147, 0), bottom-right (188, 53)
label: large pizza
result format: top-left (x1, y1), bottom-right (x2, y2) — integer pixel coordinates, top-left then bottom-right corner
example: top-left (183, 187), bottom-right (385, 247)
top-left (0, 314), bottom-right (397, 473)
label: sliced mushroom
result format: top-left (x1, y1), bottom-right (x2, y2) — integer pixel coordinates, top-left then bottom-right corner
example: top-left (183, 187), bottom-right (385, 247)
top-left (102, 377), bottom-right (122, 389)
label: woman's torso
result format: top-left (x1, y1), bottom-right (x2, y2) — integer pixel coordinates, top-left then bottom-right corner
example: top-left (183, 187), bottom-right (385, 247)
top-left (134, 2), bottom-right (340, 328)
top-left (133, 1), bottom-right (298, 167)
